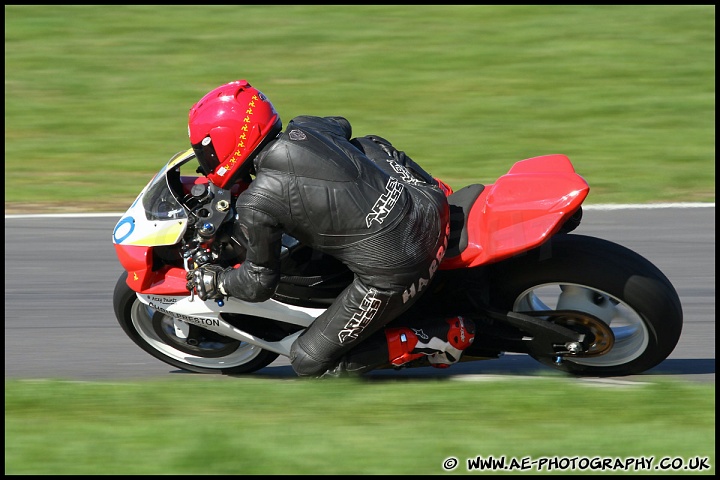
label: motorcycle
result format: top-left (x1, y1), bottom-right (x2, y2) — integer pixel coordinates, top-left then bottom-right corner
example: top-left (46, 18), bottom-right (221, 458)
top-left (112, 148), bottom-right (683, 377)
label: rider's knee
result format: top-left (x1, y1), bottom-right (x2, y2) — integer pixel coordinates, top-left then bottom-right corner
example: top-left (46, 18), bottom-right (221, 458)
top-left (289, 337), bottom-right (334, 377)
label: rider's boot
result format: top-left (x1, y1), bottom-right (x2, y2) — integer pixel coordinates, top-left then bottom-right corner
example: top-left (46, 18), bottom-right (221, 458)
top-left (385, 316), bottom-right (475, 368)
top-left (318, 316), bottom-right (476, 377)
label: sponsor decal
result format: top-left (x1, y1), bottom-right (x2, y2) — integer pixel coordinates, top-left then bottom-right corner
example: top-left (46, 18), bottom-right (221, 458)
top-left (338, 288), bottom-right (382, 343)
top-left (289, 129), bottom-right (307, 141)
top-left (149, 302), bottom-right (221, 328)
top-left (412, 328), bottom-right (429, 341)
top-left (402, 221), bottom-right (450, 304)
top-left (113, 216), bottom-right (135, 244)
top-left (148, 296), bottom-right (177, 305)
top-left (365, 177), bottom-right (404, 227)
top-left (459, 323), bottom-right (467, 343)
top-left (386, 158), bottom-right (423, 185)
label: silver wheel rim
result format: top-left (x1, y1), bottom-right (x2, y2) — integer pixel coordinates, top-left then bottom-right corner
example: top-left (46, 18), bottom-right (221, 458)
top-left (513, 283), bottom-right (649, 367)
top-left (130, 300), bottom-right (263, 369)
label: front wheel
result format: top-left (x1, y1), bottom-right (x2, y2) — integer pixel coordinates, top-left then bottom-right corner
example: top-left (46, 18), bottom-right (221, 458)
top-left (113, 272), bottom-right (279, 375)
top-left (487, 234), bottom-right (683, 376)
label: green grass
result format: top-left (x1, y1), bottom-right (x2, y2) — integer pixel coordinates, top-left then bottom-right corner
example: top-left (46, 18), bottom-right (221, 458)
top-left (4, 377), bottom-right (715, 475)
top-left (4, 5), bottom-right (715, 212)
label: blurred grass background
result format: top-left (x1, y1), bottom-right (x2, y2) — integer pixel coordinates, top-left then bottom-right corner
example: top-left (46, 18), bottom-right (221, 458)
top-left (4, 5), bottom-right (715, 213)
top-left (5, 377), bottom-right (716, 475)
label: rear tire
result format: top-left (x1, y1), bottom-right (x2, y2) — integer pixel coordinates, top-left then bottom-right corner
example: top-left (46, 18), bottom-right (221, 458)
top-left (113, 272), bottom-right (279, 375)
top-left (487, 234), bottom-right (683, 376)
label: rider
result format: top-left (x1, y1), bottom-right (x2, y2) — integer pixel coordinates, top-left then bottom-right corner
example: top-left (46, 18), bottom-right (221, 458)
top-left (185, 79), bottom-right (475, 377)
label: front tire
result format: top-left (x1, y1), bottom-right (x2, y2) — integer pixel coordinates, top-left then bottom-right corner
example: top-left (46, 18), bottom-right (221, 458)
top-left (487, 234), bottom-right (683, 376)
top-left (113, 272), bottom-right (279, 375)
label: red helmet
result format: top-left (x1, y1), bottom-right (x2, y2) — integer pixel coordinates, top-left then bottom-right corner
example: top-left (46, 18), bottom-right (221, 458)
top-left (188, 80), bottom-right (282, 188)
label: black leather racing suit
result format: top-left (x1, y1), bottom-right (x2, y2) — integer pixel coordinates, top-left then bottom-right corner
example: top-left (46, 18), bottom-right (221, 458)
top-left (221, 115), bottom-right (450, 376)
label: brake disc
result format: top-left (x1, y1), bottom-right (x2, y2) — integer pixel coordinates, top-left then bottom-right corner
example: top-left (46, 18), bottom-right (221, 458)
top-left (549, 312), bottom-right (615, 357)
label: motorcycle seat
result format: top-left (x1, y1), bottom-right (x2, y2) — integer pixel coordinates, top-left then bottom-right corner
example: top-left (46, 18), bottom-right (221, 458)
top-left (445, 183), bottom-right (485, 259)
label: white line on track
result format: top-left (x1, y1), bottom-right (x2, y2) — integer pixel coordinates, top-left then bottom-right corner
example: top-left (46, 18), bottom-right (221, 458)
top-left (4, 203), bottom-right (715, 219)
top-left (450, 374), bottom-right (650, 387)
top-left (581, 202), bottom-right (714, 210)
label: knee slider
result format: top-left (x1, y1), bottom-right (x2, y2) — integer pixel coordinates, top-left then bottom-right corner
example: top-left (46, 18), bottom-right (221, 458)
top-left (289, 338), bottom-right (332, 377)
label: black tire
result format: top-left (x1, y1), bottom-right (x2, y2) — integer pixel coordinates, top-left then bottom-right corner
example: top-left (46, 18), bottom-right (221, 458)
top-left (113, 272), bottom-right (279, 374)
top-left (487, 234), bottom-right (683, 376)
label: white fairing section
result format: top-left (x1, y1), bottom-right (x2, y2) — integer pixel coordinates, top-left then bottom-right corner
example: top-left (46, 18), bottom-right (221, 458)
top-left (136, 293), bottom-right (326, 356)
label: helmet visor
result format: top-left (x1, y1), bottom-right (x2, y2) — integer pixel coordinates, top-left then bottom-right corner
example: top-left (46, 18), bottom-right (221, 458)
top-left (191, 137), bottom-right (220, 176)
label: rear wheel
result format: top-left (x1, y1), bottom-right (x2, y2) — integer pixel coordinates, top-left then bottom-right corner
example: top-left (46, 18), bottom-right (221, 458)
top-left (487, 234), bottom-right (683, 376)
top-left (113, 272), bottom-right (279, 374)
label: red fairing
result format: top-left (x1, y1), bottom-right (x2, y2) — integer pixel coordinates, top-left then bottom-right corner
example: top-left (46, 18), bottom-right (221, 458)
top-left (440, 154), bottom-right (589, 269)
top-left (114, 244), bottom-right (189, 295)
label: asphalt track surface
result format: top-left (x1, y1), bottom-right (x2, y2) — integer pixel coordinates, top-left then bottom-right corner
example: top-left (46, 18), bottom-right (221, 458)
top-left (4, 205), bottom-right (715, 385)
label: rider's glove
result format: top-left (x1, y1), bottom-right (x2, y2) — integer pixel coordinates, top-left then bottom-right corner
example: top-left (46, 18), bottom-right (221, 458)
top-left (186, 264), bottom-right (228, 301)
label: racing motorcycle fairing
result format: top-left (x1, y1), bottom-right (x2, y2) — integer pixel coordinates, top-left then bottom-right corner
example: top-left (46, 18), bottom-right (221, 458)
top-left (113, 149), bottom-right (256, 295)
top-left (112, 242), bottom-right (189, 295)
top-left (134, 290), bottom-right (324, 356)
top-left (441, 154), bottom-right (589, 269)
top-left (112, 149), bottom-right (210, 295)
top-left (112, 148), bottom-right (197, 248)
